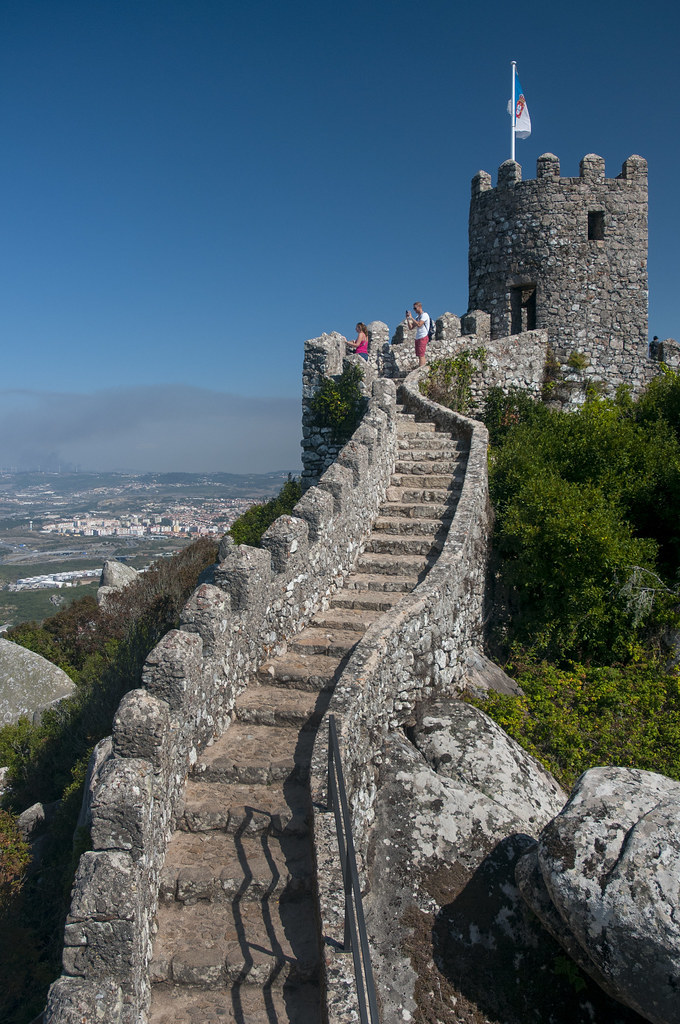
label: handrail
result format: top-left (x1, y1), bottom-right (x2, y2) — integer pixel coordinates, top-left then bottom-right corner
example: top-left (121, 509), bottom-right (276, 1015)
top-left (327, 714), bottom-right (380, 1024)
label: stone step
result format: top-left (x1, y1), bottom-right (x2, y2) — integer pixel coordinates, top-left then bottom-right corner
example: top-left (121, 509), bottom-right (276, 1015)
top-left (389, 472), bottom-right (461, 489)
top-left (355, 551), bottom-right (430, 577)
top-left (386, 485), bottom-right (460, 504)
top-left (288, 625), bottom-right (365, 657)
top-left (396, 442), bottom-right (466, 457)
top-left (257, 652), bottom-right (343, 691)
top-left (149, 980), bottom-right (321, 1024)
top-left (395, 416), bottom-right (437, 432)
top-left (329, 589), bottom-right (403, 612)
top-left (159, 832), bottom-right (313, 904)
top-left (151, 897), bottom-right (320, 988)
top-left (378, 500), bottom-right (454, 521)
top-left (395, 456), bottom-right (460, 471)
top-left (364, 533), bottom-right (443, 556)
top-left (342, 572), bottom-right (419, 593)
top-left (311, 607), bottom-right (381, 631)
top-left (180, 778), bottom-right (310, 837)
top-left (234, 686), bottom-right (327, 730)
top-left (192, 725), bottom-right (315, 785)
top-left (372, 515), bottom-right (447, 535)
top-left (397, 434), bottom-right (462, 451)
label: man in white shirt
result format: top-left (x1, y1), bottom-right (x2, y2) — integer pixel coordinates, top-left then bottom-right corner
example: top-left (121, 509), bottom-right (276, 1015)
top-left (405, 301), bottom-right (431, 367)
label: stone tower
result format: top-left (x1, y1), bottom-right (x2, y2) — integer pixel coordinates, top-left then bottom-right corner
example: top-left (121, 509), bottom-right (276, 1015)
top-left (468, 153), bottom-right (649, 393)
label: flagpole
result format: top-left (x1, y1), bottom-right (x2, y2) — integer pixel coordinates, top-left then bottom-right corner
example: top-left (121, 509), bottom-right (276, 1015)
top-left (511, 60), bottom-right (516, 162)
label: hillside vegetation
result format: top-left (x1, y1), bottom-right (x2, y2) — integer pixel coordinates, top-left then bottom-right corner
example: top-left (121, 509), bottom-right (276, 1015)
top-left (0, 537), bottom-right (218, 1024)
top-left (471, 370), bottom-right (680, 788)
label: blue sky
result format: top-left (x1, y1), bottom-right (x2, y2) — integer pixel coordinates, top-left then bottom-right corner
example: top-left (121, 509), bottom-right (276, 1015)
top-left (1, 0), bottom-right (678, 473)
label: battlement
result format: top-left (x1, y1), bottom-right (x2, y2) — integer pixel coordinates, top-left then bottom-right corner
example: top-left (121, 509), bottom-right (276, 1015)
top-left (471, 153), bottom-right (648, 195)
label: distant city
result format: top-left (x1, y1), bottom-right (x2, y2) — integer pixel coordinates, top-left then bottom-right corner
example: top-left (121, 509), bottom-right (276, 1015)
top-left (0, 470), bottom-right (290, 620)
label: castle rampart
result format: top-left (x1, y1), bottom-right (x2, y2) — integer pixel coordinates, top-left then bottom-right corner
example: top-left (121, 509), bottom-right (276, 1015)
top-left (45, 371), bottom-right (400, 1024)
top-left (469, 153), bottom-right (653, 398)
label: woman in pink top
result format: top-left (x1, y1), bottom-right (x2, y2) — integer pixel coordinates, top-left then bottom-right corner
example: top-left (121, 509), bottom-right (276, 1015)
top-left (347, 322), bottom-right (369, 360)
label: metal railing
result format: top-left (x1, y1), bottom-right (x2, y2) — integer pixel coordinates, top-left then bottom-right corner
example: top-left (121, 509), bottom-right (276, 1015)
top-left (327, 714), bottom-right (380, 1024)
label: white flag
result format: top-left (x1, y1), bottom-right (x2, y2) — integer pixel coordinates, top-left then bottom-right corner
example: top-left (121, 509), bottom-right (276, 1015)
top-left (514, 70), bottom-right (531, 140)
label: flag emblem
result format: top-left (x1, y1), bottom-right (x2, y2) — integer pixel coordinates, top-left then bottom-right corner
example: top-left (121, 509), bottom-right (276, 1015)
top-left (514, 72), bottom-right (531, 140)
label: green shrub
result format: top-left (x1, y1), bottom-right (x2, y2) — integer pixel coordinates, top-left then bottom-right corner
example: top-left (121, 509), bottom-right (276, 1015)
top-left (485, 388), bottom-right (680, 663)
top-left (567, 350), bottom-right (589, 371)
top-left (465, 658), bottom-right (680, 790)
top-left (309, 363), bottom-right (364, 441)
top-left (0, 811), bottom-right (29, 910)
top-left (229, 476), bottom-right (302, 547)
top-left (419, 348), bottom-right (487, 414)
top-left (0, 536), bottom-right (218, 1023)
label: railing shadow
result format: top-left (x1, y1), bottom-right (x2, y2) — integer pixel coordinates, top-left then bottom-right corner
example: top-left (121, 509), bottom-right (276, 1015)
top-left (226, 691), bottom-right (329, 1023)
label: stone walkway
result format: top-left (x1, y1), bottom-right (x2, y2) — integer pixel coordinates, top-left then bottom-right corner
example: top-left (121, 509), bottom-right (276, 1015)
top-left (148, 408), bottom-right (469, 1024)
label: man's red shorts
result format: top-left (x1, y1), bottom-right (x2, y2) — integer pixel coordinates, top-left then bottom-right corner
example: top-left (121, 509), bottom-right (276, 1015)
top-left (415, 336), bottom-right (428, 358)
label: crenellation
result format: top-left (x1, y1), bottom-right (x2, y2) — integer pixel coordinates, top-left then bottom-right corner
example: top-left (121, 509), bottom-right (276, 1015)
top-left (497, 159), bottom-right (522, 187)
top-left (179, 583), bottom-right (231, 654)
top-left (260, 514), bottom-right (309, 574)
top-left (141, 630), bottom-right (203, 713)
top-left (213, 544), bottom-right (272, 611)
top-left (112, 690), bottom-right (171, 769)
top-left (90, 758), bottom-right (154, 860)
top-left (293, 484), bottom-right (335, 542)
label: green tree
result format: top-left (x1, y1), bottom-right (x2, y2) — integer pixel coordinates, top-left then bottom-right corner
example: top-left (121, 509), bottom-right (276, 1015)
top-left (229, 476), bottom-right (302, 547)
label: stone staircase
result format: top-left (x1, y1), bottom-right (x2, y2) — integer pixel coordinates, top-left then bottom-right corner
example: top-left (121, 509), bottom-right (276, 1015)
top-left (148, 407), bottom-right (469, 1024)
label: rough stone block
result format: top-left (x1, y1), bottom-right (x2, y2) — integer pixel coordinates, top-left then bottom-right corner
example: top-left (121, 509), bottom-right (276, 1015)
top-left (580, 152), bottom-right (605, 180)
top-left (214, 544), bottom-right (272, 611)
top-left (294, 485), bottom-right (335, 542)
top-left (536, 152), bottom-right (560, 179)
top-left (338, 441), bottom-right (369, 486)
top-left (371, 377), bottom-right (396, 416)
top-left (261, 515), bottom-right (309, 574)
top-left (318, 463), bottom-right (354, 512)
top-left (497, 159), bottom-right (521, 187)
top-left (44, 976), bottom-right (123, 1024)
top-left (471, 169), bottom-right (492, 195)
top-left (113, 689), bottom-right (170, 768)
top-left (180, 583), bottom-right (231, 653)
top-left (90, 758), bottom-right (153, 859)
top-left (142, 629), bottom-right (203, 712)
top-left (460, 310), bottom-right (491, 339)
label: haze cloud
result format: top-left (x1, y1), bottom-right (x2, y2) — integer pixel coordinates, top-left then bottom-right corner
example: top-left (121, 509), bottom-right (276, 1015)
top-left (0, 386), bottom-right (302, 474)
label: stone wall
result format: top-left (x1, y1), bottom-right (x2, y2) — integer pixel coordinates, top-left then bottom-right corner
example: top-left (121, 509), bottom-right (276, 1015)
top-left (468, 153), bottom-right (654, 399)
top-left (385, 309), bottom-right (548, 411)
top-left (309, 368), bottom-right (492, 1021)
top-left (44, 377), bottom-right (399, 1024)
top-left (301, 327), bottom-right (382, 489)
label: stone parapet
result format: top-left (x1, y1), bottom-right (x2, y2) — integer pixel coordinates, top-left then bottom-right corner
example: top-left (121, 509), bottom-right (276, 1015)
top-left (45, 377), bottom-right (398, 1024)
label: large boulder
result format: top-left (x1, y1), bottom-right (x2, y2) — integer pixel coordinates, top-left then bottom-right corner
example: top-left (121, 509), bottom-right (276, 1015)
top-left (97, 560), bottom-right (138, 608)
top-left (412, 696), bottom-right (564, 828)
top-left (516, 766), bottom-right (680, 1024)
top-left (0, 638), bottom-right (75, 727)
top-left (363, 699), bottom-right (569, 1024)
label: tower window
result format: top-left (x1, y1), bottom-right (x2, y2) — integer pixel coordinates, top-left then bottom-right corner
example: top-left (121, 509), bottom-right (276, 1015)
top-left (588, 211), bottom-right (605, 240)
top-left (510, 285), bottom-right (537, 334)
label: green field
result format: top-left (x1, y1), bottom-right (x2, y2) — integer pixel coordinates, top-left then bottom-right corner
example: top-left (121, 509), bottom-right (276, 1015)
top-left (0, 582), bottom-right (100, 629)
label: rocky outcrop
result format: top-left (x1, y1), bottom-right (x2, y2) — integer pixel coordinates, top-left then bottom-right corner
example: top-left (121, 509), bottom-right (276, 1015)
top-left (97, 560), bottom-right (138, 608)
top-left (412, 696), bottom-right (565, 828)
top-left (363, 701), bottom-right (567, 1024)
top-left (0, 637), bottom-right (75, 726)
top-left (516, 766), bottom-right (680, 1024)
